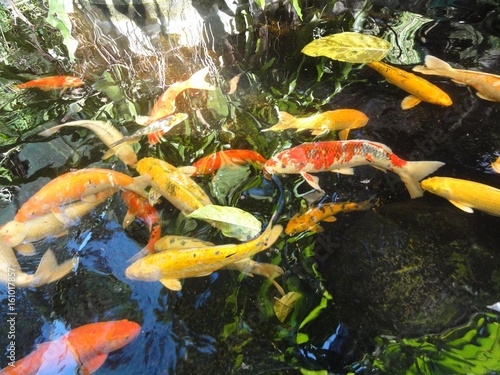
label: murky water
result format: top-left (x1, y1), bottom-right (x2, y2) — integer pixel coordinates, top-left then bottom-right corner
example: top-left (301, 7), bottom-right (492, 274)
top-left (0, 0), bottom-right (499, 374)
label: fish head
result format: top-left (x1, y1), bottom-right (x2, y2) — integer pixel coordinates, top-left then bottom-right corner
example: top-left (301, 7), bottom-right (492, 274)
top-left (101, 320), bottom-right (141, 351)
top-left (125, 259), bottom-right (162, 281)
top-left (421, 177), bottom-right (450, 195)
top-left (67, 77), bottom-right (84, 87)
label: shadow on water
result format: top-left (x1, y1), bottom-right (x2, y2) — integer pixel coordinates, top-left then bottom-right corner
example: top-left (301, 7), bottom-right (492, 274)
top-left (0, 0), bottom-right (500, 374)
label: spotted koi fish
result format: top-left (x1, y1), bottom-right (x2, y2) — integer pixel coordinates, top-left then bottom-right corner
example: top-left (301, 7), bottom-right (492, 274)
top-left (264, 140), bottom-right (445, 199)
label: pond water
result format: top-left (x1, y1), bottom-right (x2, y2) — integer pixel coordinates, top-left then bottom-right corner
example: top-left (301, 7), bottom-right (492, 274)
top-left (0, 0), bottom-right (499, 374)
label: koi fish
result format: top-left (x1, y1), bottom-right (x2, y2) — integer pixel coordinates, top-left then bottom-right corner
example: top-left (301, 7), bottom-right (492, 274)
top-left (0, 240), bottom-right (76, 288)
top-left (413, 55), bottom-right (500, 102)
top-left (136, 157), bottom-right (212, 215)
top-left (264, 140), bottom-right (445, 199)
top-left (38, 120), bottom-right (138, 167)
top-left (190, 149), bottom-right (268, 176)
top-left (15, 76), bottom-right (84, 92)
top-left (110, 113), bottom-right (188, 148)
top-left (366, 61), bottom-right (453, 109)
top-left (137, 67), bottom-right (214, 144)
top-left (0, 188), bottom-right (118, 255)
top-left (285, 199), bottom-right (373, 235)
top-left (154, 235), bottom-right (215, 251)
top-left (262, 109), bottom-right (369, 139)
top-left (491, 155), bottom-right (500, 174)
top-left (421, 176), bottom-right (500, 216)
top-left (121, 191), bottom-right (161, 258)
top-left (0, 320), bottom-right (140, 374)
top-left (125, 219), bottom-right (283, 291)
top-left (14, 168), bottom-right (150, 222)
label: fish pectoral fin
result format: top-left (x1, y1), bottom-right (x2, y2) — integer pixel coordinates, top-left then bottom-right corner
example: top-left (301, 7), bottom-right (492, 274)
top-left (300, 172), bottom-right (324, 192)
top-left (322, 216), bottom-right (337, 223)
top-left (135, 115), bottom-right (151, 125)
top-left (81, 353), bottom-right (109, 374)
top-left (338, 129), bottom-right (350, 140)
top-left (176, 166), bottom-right (197, 176)
top-left (14, 243), bottom-right (37, 256)
top-left (51, 207), bottom-right (79, 225)
top-left (101, 148), bottom-right (116, 160)
top-left (476, 92), bottom-right (496, 101)
top-left (449, 200), bottom-right (474, 213)
top-left (122, 211), bottom-right (136, 229)
top-left (148, 188), bottom-right (162, 206)
top-left (330, 168), bottom-right (354, 175)
top-left (310, 129), bottom-right (329, 137)
top-left (310, 224), bottom-right (324, 233)
top-left (34, 249), bottom-right (76, 286)
top-left (160, 278), bottom-right (183, 291)
top-left (80, 194), bottom-right (97, 203)
top-left (401, 95), bottom-right (422, 110)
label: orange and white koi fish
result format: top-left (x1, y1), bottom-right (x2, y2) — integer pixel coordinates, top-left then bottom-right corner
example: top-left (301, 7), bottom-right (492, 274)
top-left (111, 113), bottom-right (188, 147)
top-left (190, 149), bottom-right (268, 176)
top-left (136, 157), bottom-right (212, 215)
top-left (264, 140), bottom-right (444, 198)
top-left (367, 61), bottom-right (453, 109)
top-left (15, 76), bottom-right (84, 92)
top-left (262, 109), bottom-right (369, 139)
top-left (125, 219), bottom-right (283, 291)
top-left (38, 120), bottom-right (137, 167)
top-left (285, 199), bottom-right (373, 235)
top-left (413, 55), bottom-right (500, 102)
top-left (0, 320), bottom-right (140, 374)
top-left (0, 240), bottom-right (75, 288)
top-left (1, 188), bottom-right (118, 255)
top-left (421, 176), bottom-right (500, 216)
top-left (14, 168), bottom-right (150, 222)
top-left (136, 67), bottom-right (214, 144)
top-left (121, 191), bottom-right (161, 258)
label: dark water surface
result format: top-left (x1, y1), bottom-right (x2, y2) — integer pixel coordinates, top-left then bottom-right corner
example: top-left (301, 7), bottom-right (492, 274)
top-left (0, 0), bottom-right (499, 374)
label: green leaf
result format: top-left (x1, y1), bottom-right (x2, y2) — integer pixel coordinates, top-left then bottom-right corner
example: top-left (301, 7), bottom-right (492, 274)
top-left (45, 0), bottom-right (78, 61)
top-left (302, 32), bottom-right (391, 64)
top-left (274, 291), bottom-right (303, 322)
top-left (187, 204), bottom-right (262, 241)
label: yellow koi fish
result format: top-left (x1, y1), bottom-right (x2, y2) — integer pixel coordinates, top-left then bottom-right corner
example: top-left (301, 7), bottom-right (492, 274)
top-left (491, 155), bottom-right (500, 174)
top-left (0, 239), bottom-right (75, 288)
top-left (125, 220), bottom-right (283, 291)
top-left (413, 55), bottom-right (500, 102)
top-left (367, 61), bottom-right (453, 109)
top-left (38, 120), bottom-right (138, 167)
top-left (262, 109), bottom-right (369, 139)
top-left (285, 199), bottom-right (373, 235)
top-left (136, 157), bottom-right (212, 215)
top-left (421, 176), bottom-right (500, 216)
top-left (0, 188), bottom-right (117, 255)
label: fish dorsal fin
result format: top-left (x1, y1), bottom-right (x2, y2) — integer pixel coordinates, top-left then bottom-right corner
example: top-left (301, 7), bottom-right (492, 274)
top-left (449, 200), bottom-right (474, 213)
top-left (401, 95), bottom-right (422, 110)
top-left (160, 278), bottom-right (183, 291)
top-left (424, 55), bottom-right (453, 71)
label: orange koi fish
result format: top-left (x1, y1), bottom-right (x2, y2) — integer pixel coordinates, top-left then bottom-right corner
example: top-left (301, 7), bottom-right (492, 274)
top-left (191, 149), bottom-right (268, 176)
top-left (0, 320), bottom-right (140, 374)
top-left (121, 191), bottom-right (161, 257)
top-left (136, 157), bottom-right (212, 215)
top-left (421, 176), bottom-right (500, 216)
top-left (264, 140), bottom-right (444, 198)
top-left (366, 61), bottom-right (453, 109)
top-left (14, 169), bottom-right (150, 222)
top-left (413, 55), bottom-right (500, 102)
top-left (262, 109), bottom-right (369, 139)
top-left (1, 188), bottom-right (118, 255)
top-left (0, 240), bottom-right (75, 288)
top-left (285, 199), bottom-right (373, 235)
top-left (15, 76), bottom-right (84, 92)
top-left (38, 120), bottom-right (138, 167)
top-left (137, 67), bottom-right (214, 144)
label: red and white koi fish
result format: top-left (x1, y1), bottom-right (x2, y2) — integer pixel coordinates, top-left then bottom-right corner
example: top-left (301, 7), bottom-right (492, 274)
top-left (14, 168), bottom-right (150, 222)
top-left (15, 76), bottom-right (84, 92)
top-left (413, 55), bottom-right (500, 102)
top-left (38, 120), bottom-right (138, 167)
top-left (367, 61), bottom-right (453, 109)
top-left (121, 191), bottom-right (161, 258)
top-left (264, 140), bottom-right (445, 198)
top-left (0, 320), bottom-right (140, 374)
top-left (190, 149), bottom-right (268, 176)
top-left (136, 67), bottom-right (214, 144)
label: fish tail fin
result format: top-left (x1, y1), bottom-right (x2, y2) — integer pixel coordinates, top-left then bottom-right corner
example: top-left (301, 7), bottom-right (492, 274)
top-left (128, 175), bottom-right (152, 199)
top-left (38, 126), bottom-right (61, 137)
top-left (401, 160), bottom-right (445, 198)
top-left (187, 67), bottom-right (215, 91)
top-left (33, 249), bottom-right (76, 286)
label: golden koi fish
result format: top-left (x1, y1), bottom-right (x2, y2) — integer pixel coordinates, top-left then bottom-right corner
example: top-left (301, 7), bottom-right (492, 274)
top-left (136, 157), bottom-right (212, 215)
top-left (125, 220), bottom-right (283, 291)
top-left (262, 109), bottom-right (369, 139)
top-left (491, 155), bottom-right (500, 174)
top-left (0, 188), bottom-right (118, 255)
top-left (413, 55), bottom-right (500, 102)
top-left (421, 176), bottom-right (500, 216)
top-left (38, 120), bottom-right (138, 167)
top-left (0, 239), bottom-right (75, 288)
top-left (367, 61), bottom-right (453, 109)
top-left (285, 199), bottom-right (373, 235)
